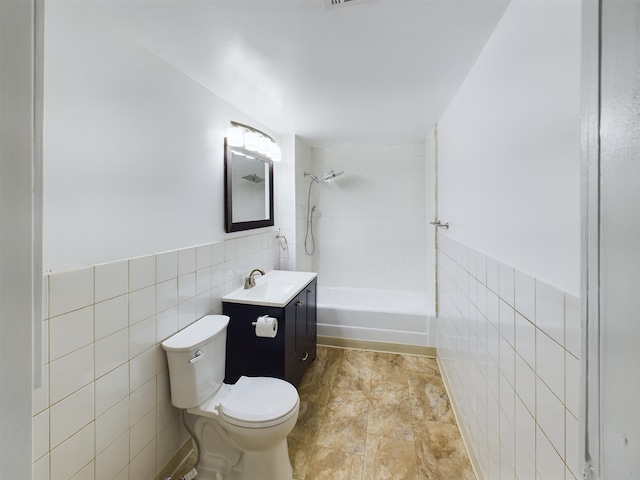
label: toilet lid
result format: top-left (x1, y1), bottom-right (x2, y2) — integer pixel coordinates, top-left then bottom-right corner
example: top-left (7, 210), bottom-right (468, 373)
top-left (218, 376), bottom-right (299, 424)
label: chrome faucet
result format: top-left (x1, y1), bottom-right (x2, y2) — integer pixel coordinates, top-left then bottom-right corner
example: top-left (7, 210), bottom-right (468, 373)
top-left (244, 268), bottom-right (266, 289)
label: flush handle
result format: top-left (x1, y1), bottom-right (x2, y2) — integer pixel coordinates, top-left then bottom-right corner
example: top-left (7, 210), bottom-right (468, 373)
top-left (189, 349), bottom-right (205, 364)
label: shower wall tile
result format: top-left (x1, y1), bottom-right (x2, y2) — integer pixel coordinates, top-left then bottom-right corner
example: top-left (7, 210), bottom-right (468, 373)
top-left (36, 233), bottom-right (280, 479)
top-left (307, 144), bottom-right (427, 292)
top-left (437, 237), bottom-right (580, 480)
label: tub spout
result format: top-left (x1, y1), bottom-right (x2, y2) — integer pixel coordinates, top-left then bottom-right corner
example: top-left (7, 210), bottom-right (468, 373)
top-left (244, 269), bottom-right (266, 289)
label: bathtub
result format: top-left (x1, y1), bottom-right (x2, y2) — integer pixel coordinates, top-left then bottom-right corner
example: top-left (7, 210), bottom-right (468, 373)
top-left (316, 286), bottom-right (435, 347)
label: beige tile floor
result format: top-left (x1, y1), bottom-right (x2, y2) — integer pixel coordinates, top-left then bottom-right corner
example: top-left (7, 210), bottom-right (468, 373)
top-left (288, 346), bottom-right (476, 480)
top-left (173, 346), bottom-right (475, 480)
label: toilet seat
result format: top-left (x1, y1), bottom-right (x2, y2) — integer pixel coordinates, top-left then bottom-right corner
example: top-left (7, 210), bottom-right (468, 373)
top-left (192, 376), bottom-right (299, 428)
top-left (218, 376), bottom-right (299, 427)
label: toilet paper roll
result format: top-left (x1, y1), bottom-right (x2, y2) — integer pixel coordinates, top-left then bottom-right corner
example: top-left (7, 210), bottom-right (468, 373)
top-left (254, 315), bottom-right (278, 338)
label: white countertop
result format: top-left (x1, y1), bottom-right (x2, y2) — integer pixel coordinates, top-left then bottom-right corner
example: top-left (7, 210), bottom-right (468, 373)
top-left (222, 270), bottom-right (317, 307)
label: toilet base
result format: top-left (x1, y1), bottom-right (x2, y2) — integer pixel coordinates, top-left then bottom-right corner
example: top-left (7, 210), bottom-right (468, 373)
top-left (239, 439), bottom-right (293, 480)
top-left (193, 417), bottom-right (294, 480)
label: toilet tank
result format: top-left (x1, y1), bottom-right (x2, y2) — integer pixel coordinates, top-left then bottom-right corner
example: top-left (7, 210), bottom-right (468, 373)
top-left (161, 315), bottom-right (230, 408)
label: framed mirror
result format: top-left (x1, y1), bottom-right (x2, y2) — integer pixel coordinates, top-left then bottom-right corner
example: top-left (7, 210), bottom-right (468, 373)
top-left (224, 139), bottom-right (274, 232)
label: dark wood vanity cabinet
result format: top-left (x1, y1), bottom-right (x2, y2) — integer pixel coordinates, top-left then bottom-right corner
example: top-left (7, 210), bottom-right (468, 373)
top-left (223, 278), bottom-right (317, 386)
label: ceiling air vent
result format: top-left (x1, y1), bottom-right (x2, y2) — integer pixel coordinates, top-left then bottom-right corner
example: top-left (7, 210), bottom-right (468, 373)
top-left (323, 0), bottom-right (377, 10)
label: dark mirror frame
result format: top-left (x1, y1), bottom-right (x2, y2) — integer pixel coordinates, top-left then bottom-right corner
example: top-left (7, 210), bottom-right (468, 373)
top-left (224, 139), bottom-right (275, 233)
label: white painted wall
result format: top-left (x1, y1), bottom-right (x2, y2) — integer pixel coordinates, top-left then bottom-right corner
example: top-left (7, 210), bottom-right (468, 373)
top-left (39, 4), bottom-right (283, 478)
top-left (43, 2), bottom-right (276, 272)
top-left (435, 0), bottom-right (583, 479)
top-left (437, 0), bottom-right (582, 296)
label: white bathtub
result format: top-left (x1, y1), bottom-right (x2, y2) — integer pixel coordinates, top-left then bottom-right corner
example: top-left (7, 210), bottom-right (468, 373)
top-left (316, 286), bottom-right (435, 347)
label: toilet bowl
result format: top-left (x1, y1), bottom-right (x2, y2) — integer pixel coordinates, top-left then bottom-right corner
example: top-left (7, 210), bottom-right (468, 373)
top-left (162, 315), bottom-right (299, 480)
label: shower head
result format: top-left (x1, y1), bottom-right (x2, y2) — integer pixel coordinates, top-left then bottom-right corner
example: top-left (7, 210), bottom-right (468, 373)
top-left (305, 170), bottom-right (345, 183)
top-left (319, 170), bottom-right (344, 182)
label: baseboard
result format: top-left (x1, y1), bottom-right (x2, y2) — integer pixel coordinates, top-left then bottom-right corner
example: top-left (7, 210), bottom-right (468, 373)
top-left (436, 352), bottom-right (483, 480)
top-left (154, 439), bottom-right (193, 480)
top-left (317, 335), bottom-right (436, 357)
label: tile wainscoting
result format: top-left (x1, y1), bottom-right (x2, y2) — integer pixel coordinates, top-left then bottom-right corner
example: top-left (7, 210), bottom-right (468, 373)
top-left (437, 236), bottom-right (581, 479)
top-left (32, 232), bottom-right (280, 480)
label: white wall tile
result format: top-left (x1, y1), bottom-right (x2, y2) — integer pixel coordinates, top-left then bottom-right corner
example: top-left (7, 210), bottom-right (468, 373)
top-left (129, 255), bottom-right (156, 292)
top-left (515, 312), bottom-right (536, 370)
top-left (33, 364), bottom-right (49, 415)
top-left (130, 408), bottom-right (157, 459)
top-left (95, 294), bottom-right (128, 341)
top-left (565, 351), bottom-right (580, 418)
top-left (96, 431), bottom-right (129, 480)
top-left (196, 267), bottom-right (212, 295)
top-left (499, 299), bottom-right (515, 347)
top-left (486, 257), bottom-right (499, 294)
top-left (156, 307), bottom-right (178, 344)
top-left (536, 378), bottom-right (565, 457)
top-left (70, 460), bottom-right (94, 480)
top-left (33, 453), bottom-right (49, 480)
top-left (178, 297), bottom-right (198, 330)
top-left (50, 344), bottom-right (94, 404)
top-left (498, 262), bottom-right (515, 305)
top-left (535, 279), bottom-right (565, 346)
top-left (156, 251), bottom-right (178, 282)
top-left (49, 306), bottom-right (93, 362)
top-left (50, 422), bottom-right (94, 480)
top-left (211, 241), bottom-right (225, 265)
top-left (50, 384), bottom-right (94, 449)
top-left (178, 247), bottom-right (196, 276)
top-left (536, 330), bottom-right (565, 401)
top-left (565, 293), bottom-right (581, 358)
top-left (536, 425), bottom-right (565, 479)
top-left (96, 329), bottom-right (129, 378)
top-left (566, 410), bottom-right (580, 478)
top-left (95, 363), bottom-right (129, 417)
top-left (129, 285), bottom-right (155, 325)
top-left (157, 419), bottom-right (179, 469)
top-left (32, 409), bottom-right (49, 462)
top-left (130, 316), bottom-right (156, 359)
top-left (95, 260), bottom-right (128, 303)
top-left (196, 244), bottom-right (212, 270)
top-left (39, 237), bottom-right (280, 479)
top-left (514, 269), bottom-right (535, 322)
top-left (96, 397), bottom-right (129, 455)
top-left (129, 438), bottom-right (156, 480)
top-left (130, 379), bottom-right (156, 426)
top-left (178, 273), bottom-right (196, 302)
top-left (130, 347), bottom-right (157, 392)
top-left (156, 279), bottom-right (177, 314)
top-left (49, 267), bottom-right (94, 317)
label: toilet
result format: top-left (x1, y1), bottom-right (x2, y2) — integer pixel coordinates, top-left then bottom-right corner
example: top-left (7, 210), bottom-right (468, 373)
top-left (161, 315), bottom-right (300, 480)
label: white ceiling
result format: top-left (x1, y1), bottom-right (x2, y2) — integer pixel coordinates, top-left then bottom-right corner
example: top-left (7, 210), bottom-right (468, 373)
top-left (76, 0), bottom-right (510, 147)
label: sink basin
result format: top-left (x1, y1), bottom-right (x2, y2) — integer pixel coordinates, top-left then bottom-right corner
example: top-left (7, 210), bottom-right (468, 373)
top-left (222, 270), bottom-right (318, 307)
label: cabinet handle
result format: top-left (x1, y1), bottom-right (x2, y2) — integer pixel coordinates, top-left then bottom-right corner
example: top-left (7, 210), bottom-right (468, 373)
top-left (301, 352), bottom-right (309, 361)
top-left (296, 301), bottom-right (304, 307)
top-left (307, 289), bottom-right (313, 293)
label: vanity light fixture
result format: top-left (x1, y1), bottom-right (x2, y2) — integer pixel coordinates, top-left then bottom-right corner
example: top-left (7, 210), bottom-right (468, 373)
top-left (226, 121), bottom-right (282, 162)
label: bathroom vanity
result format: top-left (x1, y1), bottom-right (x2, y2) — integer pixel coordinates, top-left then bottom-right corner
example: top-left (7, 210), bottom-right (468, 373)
top-left (222, 270), bottom-right (318, 387)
